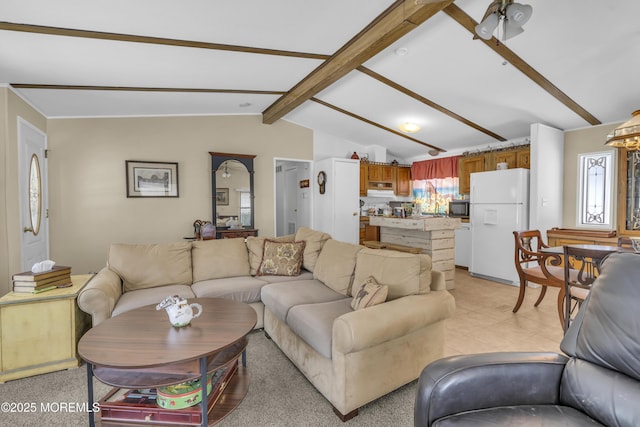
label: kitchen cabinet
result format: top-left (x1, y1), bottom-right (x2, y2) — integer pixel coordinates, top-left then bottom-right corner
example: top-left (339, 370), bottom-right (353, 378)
top-left (359, 164), bottom-right (367, 196)
top-left (368, 164), bottom-right (382, 181)
top-left (516, 148), bottom-right (530, 169)
top-left (459, 146), bottom-right (531, 194)
top-left (381, 165), bottom-right (395, 181)
top-left (494, 151), bottom-right (517, 169)
top-left (458, 155), bottom-right (484, 194)
top-left (359, 216), bottom-right (380, 245)
top-left (364, 162), bottom-right (396, 192)
top-left (396, 166), bottom-right (412, 196)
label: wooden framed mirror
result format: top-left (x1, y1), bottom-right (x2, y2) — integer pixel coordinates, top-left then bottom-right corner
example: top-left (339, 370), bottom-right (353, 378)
top-left (210, 152), bottom-right (256, 233)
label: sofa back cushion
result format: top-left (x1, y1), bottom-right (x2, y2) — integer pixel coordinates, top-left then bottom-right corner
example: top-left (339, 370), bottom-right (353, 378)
top-left (353, 248), bottom-right (431, 300)
top-left (313, 239), bottom-right (361, 296)
top-left (295, 227), bottom-right (331, 273)
top-left (246, 235), bottom-right (294, 275)
top-left (108, 242), bottom-right (193, 292)
top-left (192, 238), bottom-right (250, 282)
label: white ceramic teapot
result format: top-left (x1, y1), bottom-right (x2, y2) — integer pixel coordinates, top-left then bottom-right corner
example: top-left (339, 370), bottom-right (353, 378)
top-left (156, 295), bottom-right (203, 327)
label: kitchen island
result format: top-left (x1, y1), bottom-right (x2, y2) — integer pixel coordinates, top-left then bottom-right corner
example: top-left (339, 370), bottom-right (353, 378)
top-left (369, 216), bottom-right (461, 290)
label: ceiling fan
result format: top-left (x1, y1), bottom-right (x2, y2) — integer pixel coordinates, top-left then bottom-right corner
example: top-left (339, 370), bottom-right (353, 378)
top-left (475, 0), bottom-right (533, 41)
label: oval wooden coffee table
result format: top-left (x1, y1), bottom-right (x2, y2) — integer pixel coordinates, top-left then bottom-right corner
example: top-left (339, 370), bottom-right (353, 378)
top-left (78, 298), bottom-right (257, 427)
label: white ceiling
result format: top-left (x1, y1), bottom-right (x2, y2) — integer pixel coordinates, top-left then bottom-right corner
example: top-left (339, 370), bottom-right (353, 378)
top-left (2, 0), bottom-right (639, 161)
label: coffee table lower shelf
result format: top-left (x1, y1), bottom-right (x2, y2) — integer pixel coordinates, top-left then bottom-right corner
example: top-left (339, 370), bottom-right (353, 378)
top-left (98, 366), bottom-right (249, 427)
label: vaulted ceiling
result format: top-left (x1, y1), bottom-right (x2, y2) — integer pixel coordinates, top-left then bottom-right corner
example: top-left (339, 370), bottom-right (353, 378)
top-left (2, 0), bottom-right (639, 161)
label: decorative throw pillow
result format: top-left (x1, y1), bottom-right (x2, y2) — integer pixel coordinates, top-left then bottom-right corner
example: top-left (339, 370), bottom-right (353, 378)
top-left (257, 240), bottom-right (306, 276)
top-left (351, 276), bottom-right (388, 310)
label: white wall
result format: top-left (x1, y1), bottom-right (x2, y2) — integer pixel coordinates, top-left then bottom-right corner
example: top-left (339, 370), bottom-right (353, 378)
top-left (529, 123), bottom-right (564, 233)
top-left (312, 130), bottom-right (406, 163)
top-left (46, 115), bottom-right (313, 274)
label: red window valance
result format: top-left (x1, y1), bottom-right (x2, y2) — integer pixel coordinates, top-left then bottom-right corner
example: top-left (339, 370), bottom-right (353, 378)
top-left (411, 156), bottom-right (460, 180)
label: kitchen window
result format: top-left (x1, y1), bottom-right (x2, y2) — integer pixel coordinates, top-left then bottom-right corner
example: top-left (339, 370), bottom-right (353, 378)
top-left (577, 151), bottom-right (614, 228)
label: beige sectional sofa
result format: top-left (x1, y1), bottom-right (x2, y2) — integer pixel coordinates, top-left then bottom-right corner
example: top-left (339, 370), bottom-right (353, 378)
top-left (77, 227), bottom-right (455, 420)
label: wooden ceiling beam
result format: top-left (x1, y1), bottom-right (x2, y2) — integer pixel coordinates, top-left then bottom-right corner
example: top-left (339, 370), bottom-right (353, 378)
top-left (443, 4), bottom-right (601, 126)
top-left (262, 0), bottom-right (455, 124)
top-left (0, 21), bottom-right (328, 60)
top-left (358, 66), bottom-right (507, 141)
top-left (10, 83), bottom-right (285, 95)
top-left (311, 98), bottom-right (446, 153)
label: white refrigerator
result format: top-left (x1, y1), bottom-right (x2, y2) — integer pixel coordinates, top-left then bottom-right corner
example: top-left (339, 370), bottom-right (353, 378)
top-left (469, 168), bottom-right (529, 285)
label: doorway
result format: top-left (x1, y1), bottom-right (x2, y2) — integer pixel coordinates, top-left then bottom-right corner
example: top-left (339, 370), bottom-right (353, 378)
top-left (18, 117), bottom-right (49, 272)
top-left (274, 159), bottom-right (312, 236)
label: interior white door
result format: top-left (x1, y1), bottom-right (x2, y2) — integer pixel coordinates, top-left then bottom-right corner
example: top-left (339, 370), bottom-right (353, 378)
top-left (332, 160), bottom-right (359, 244)
top-left (18, 118), bottom-right (49, 272)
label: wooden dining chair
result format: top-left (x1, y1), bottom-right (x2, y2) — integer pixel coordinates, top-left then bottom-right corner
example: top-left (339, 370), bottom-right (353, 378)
top-left (562, 245), bottom-right (609, 333)
top-left (513, 230), bottom-right (565, 327)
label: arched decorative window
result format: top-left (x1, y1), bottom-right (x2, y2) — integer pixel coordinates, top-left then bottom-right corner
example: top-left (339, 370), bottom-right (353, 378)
top-left (28, 154), bottom-right (42, 235)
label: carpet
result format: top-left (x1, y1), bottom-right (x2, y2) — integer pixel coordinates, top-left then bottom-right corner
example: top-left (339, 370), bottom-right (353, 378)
top-left (0, 330), bottom-right (417, 426)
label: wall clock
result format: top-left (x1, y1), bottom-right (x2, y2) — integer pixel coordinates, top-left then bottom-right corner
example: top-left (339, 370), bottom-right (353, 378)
top-left (317, 171), bottom-right (327, 194)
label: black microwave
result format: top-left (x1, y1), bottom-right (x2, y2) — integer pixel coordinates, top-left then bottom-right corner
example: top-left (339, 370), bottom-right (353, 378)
top-left (448, 200), bottom-right (470, 219)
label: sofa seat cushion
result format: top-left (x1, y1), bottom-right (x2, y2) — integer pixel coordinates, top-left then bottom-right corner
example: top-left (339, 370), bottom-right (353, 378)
top-left (192, 238), bottom-right (250, 282)
top-left (191, 276), bottom-right (268, 304)
top-left (432, 405), bottom-right (602, 427)
top-left (112, 285), bottom-right (195, 317)
top-left (261, 279), bottom-right (346, 323)
top-left (109, 242), bottom-right (193, 292)
top-left (257, 270), bottom-right (313, 283)
top-left (287, 299), bottom-right (352, 359)
top-left (353, 248), bottom-right (431, 300)
top-left (313, 239), bottom-right (362, 296)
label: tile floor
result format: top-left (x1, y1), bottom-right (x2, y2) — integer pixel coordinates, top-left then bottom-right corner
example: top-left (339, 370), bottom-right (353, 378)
top-left (444, 268), bottom-right (565, 357)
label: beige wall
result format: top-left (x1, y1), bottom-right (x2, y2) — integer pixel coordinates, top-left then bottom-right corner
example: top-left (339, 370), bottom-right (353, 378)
top-left (0, 88), bottom-right (47, 295)
top-left (562, 122), bottom-right (620, 229)
top-left (46, 115), bottom-right (312, 275)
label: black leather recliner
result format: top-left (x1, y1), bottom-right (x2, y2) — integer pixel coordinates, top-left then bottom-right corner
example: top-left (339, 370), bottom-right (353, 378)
top-left (414, 252), bottom-right (640, 427)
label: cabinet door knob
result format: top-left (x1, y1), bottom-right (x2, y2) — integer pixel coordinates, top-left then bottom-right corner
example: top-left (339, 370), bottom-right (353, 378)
top-left (352, 212), bottom-right (358, 216)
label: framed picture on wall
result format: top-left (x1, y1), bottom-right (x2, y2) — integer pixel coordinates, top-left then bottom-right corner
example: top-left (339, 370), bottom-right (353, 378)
top-left (216, 188), bottom-right (229, 205)
top-left (126, 160), bottom-right (179, 197)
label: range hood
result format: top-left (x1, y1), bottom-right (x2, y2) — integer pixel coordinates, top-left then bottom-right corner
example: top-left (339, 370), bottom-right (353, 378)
top-left (367, 189), bottom-right (395, 198)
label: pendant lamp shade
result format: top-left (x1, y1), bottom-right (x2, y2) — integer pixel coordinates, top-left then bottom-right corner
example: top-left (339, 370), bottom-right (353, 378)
top-left (605, 110), bottom-right (640, 150)
top-left (506, 3), bottom-right (532, 25)
top-left (475, 1), bottom-right (532, 41)
top-left (475, 12), bottom-right (500, 40)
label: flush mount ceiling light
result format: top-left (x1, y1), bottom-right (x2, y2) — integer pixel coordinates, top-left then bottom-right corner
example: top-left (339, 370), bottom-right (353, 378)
top-left (475, 0), bottom-right (532, 41)
top-left (605, 110), bottom-right (640, 150)
top-left (398, 122), bottom-right (421, 133)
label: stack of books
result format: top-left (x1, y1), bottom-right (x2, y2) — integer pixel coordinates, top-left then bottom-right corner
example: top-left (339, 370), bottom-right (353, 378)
top-left (12, 266), bottom-right (72, 293)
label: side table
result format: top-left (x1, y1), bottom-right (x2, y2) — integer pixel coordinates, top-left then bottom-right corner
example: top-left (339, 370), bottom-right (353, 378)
top-left (0, 273), bottom-right (94, 383)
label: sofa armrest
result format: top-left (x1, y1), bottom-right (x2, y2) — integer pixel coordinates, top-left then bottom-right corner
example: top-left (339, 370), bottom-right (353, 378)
top-left (333, 290), bottom-right (455, 354)
top-left (77, 267), bottom-right (122, 327)
top-left (414, 352), bottom-right (569, 427)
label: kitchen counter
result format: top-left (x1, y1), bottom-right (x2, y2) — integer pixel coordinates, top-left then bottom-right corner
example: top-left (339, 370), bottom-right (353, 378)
top-left (369, 216), bottom-right (461, 289)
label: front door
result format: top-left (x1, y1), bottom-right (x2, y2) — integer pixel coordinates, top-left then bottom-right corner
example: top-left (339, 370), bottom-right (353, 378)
top-left (18, 118), bottom-right (49, 272)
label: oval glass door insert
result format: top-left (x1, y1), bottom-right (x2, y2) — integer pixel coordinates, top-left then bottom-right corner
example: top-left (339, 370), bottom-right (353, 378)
top-left (28, 153), bottom-right (42, 235)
